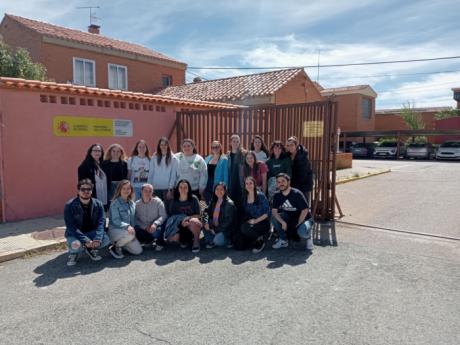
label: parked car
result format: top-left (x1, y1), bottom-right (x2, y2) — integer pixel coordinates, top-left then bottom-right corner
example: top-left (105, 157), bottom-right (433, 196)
top-left (436, 141), bottom-right (460, 160)
top-left (405, 142), bottom-right (434, 160)
top-left (373, 141), bottom-right (406, 159)
top-left (351, 143), bottom-right (376, 158)
top-left (339, 141), bottom-right (355, 153)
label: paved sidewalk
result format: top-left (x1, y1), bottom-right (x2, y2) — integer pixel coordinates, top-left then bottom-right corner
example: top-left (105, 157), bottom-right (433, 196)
top-left (0, 161), bottom-right (391, 263)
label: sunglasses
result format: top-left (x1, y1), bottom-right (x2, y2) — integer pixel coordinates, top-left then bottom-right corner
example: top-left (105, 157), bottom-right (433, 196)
top-left (80, 188), bottom-right (92, 192)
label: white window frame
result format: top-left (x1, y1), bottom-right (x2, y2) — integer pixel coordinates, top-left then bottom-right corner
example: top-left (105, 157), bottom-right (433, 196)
top-left (73, 57), bottom-right (96, 87)
top-left (108, 63), bottom-right (128, 90)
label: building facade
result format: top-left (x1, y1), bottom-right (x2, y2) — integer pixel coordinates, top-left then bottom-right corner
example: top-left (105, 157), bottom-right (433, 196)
top-left (0, 14), bottom-right (186, 93)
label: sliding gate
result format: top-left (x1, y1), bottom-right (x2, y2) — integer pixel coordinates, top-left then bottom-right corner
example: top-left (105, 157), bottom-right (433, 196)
top-left (176, 101), bottom-right (338, 220)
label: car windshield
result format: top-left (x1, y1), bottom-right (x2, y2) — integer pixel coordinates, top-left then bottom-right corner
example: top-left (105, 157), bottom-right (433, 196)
top-left (379, 142), bottom-right (397, 147)
top-left (408, 143), bottom-right (427, 148)
top-left (440, 141), bottom-right (460, 148)
top-left (353, 143), bottom-right (367, 148)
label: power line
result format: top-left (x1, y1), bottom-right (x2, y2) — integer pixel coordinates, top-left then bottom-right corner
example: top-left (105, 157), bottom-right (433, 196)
top-left (188, 55), bottom-right (460, 70)
top-left (316, 69), bottom-right (460, 80)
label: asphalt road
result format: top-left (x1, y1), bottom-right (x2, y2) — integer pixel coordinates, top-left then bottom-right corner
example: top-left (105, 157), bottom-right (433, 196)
top-left (0, 160), bottom-right (459, 345)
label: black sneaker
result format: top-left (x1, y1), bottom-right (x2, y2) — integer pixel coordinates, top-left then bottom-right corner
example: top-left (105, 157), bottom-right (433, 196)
top-left (252, 237), bottom-right (266, 254)
top-left (109, 244), bottom-right (124, 259)
top-left (192, 245), bottom-right (200, 253)
top-left (205, 242), bottom-right (215, 249)
top-left (85, 247), bottom-right (102, 261)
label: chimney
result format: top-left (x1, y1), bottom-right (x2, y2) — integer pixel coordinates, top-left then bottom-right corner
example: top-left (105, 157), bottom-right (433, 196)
top-left (193, 77), bottom-right (202, 83)
top-left (88, 24), bottom-right (100, 34)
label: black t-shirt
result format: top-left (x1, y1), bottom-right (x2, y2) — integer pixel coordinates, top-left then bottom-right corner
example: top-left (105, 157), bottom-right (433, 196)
top-left (272, 188), bottom-right (309, 224)
top-left (80, 200), bottom-right (93, 233)
top-left (169, 195), bottom-right (201, 216)
top-left (207, 163), bottom-right (216, 182)
top-left (229, 152), bottom-right (242, 199)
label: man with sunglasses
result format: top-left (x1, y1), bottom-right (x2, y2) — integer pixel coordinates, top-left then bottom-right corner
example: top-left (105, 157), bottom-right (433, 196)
top-left (64, 179), bottom-right (118, 266)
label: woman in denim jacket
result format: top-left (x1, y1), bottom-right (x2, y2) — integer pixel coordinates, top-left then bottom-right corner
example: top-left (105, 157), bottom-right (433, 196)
top-left (204, 140), bottom-right (229, 203)
top-left (108, 180), bottom-right (142, 257)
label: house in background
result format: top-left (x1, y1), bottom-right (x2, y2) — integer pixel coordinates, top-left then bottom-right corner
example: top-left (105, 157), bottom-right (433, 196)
top-left (0, 14), bottom-right (186, 93)
top-left (158, 68), bottom-right (324, 106)
top-left (319, 84), bottom-right (377, 133)
top-left (453, 87), bottom-right (460, 109)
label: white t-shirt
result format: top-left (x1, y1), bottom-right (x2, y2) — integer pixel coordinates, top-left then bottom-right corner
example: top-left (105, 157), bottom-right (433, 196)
top-left (254, 150), bottom-right (268, 162)
top-left (128, 156), bottom-right (150, 186)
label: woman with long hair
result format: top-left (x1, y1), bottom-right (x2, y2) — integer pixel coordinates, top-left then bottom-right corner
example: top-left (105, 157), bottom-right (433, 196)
top-left (148, 137), bottom-right (178, 202)
top-left (108, 180), bottom-right (142, 257)
top-left (163, 179), bottom-right (202, 253)
top-left (77, 144), bottom-right (108, 207)
top-left (204, 140), bottom-right (228, 203)
top-left (237, 176), bottom-right (270, 253)
top-left (175, 139), bottom-right (208, 200)
top-left (250, 135), bottom-right (269, 162)
top-left (227, 134), bottom-right (246, 208)
top-left (128, 139), bottom-right (150, 200)
top-left (243, 151), bottom-right (268, 195)
top-left (203, 182), bottom-right (236, 248)
top-left (266, 141), bottom-right (292, 200)
top-left (101, 143), bottom-right (128, 202)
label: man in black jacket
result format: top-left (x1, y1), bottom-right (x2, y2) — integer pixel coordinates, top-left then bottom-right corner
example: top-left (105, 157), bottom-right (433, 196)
top-left (64, 179), bottom-right (119, 266)
top-left (286, 136), bottom-right (313, 205)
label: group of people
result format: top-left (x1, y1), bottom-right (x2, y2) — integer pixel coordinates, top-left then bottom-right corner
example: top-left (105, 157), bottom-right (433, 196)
top-left (65, 135), bottom-right (314, 266)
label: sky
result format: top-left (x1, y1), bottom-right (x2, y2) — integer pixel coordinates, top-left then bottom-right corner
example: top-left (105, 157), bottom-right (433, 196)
top-left (1, 0), bottom-right (459, 109)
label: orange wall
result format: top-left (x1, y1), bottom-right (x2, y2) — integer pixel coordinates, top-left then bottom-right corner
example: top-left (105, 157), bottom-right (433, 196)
top-left (375, 112), bottom-right (437, 131)
top-left (434, 116), bottom-right (460, 144)
top-left (0, 18), bottom-right (185, 93)
top-left (335, 94), bottom-right (375, 132)
top-left (0, 88), bottom-right (178, 221)
top-left (275, 73), bottom-right (324, 105)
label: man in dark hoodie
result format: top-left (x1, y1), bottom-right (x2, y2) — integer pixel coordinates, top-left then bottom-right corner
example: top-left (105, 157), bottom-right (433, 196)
top-left (286, 136), bottom-right (313, 206)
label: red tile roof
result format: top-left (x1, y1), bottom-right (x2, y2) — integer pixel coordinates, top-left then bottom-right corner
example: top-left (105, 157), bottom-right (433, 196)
top-left (0, 77), bottom-right (241, 109)
top-left (4, 14), bottom-right (186, 67)
top-left (320, 84), bottom-right (377, 97)
top-left (158, 68), bottom-right (304, 101)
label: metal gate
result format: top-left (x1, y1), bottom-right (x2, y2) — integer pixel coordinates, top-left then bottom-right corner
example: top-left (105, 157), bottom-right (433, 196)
top-left (176, 101), bottom-right (338, 220)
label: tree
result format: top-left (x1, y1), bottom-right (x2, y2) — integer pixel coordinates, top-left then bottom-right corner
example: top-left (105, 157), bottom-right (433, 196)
top-left (435, 108), bottom-right (460, 120)
top-left (399, 102), bottom-right (425, 130)
top-left (0, 42), bottom-right (47, 80)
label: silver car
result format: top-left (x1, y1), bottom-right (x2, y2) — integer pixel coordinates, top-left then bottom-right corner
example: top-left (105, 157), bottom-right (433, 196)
top-left (405, 143), bottom-right (433, 160)
top-left (436, 141), bottom-right (460, 160)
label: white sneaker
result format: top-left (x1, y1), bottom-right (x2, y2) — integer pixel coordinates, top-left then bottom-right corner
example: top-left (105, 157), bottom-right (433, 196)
top-left (155, 244), bottom-right (164, 251)
top-left (109, 245), bottom-right (124, 259)
top-left (272, 239), bottom-right (288, 249)
top-left (306, 237), bottom-right (314, 251)
top-left (66, 254), bottom-right (78, 266)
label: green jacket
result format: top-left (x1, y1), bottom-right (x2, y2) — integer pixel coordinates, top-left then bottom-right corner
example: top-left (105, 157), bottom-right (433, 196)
top-left (266, 156), bottom-right (292, 179)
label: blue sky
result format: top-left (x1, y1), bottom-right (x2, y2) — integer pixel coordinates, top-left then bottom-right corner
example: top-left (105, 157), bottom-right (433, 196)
top-left (1, 0), bottom-right (459, 109)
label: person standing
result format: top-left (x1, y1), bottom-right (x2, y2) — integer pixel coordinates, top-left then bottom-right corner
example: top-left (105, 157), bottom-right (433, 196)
top-left (64, 179), bottom-right (117, 266)
top-left (175, 139), bottom-right (208, 200)
top-left (203, 183), bottom-right (236, 248)
top-left (227, 134), bottom-right (246, 208)
top-left (108, 180), bottom-right (143, 257)
top-left (271, 173), bottom-right (314, 251)
top-left (102, 143), bottom-right (128, 202)
top-left (266, 141), bottom-right (292, 200)
top-left (243, 151), bottom-right (268, 195)
top-left (128, 140), bottom-right (150, 200)
top-left (250, 135), bottom-right (269, 162)
top-left (204, 140), bottom-right (228, 203)
top-left (238, 176), bottom-right (270, 254)
top-left (77, 144), bottom-right (108, 208)
top-left (286, 136), bottom-right (313, 205)
top-left (148, 137), bottom-right (178, 202)
top-left (134, 183), bottom-right (167, 249)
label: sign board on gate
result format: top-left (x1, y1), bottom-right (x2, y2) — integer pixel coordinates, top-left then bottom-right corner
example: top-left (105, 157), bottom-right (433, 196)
top-left (303, 121), bottom-right (324, 137)
top-left (53, 116), bottom-right (133, 137)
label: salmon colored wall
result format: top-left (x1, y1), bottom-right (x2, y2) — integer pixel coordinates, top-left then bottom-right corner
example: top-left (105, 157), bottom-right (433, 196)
top-left (0, 88), bottom-right (177, 221)
top-left (0, 17), bottom-right (43, 61)
top-left (274, 73), bottom-right (324, 105)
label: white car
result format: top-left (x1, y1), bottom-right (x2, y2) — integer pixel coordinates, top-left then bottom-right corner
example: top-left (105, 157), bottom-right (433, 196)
top-left (436, 141), bottom-right (460, 160)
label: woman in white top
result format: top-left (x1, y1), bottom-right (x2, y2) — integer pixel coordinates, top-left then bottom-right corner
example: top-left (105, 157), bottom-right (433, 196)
top-left (175, 138), bottom-right (208, 200)
top-left (250, 135), bottom-right (269, 162)
top-left (128, 139), bottom-right (150, 200)
top-left (148, 137), bottom-right (178, 202)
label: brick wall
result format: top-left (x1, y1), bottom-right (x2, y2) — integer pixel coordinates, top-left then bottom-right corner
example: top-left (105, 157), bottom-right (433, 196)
top-left (375, 112), bottom-right (437, 131)
top-left (0, 17), bottom-right (43, 61)
top-left (434, 116), bottom-right (460, 144)
top-left (335, 94), bottom-right (375, 132)
top-left (274, 73), bottom-right (324, 105)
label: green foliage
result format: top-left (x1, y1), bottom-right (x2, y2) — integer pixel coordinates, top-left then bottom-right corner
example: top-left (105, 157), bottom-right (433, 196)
top-left (378, 137), bottom-right (397, 143)
top-left (405, 136), bottom-right (427, 144)
top-left (435, 108), bottom-right (460, 120)
top-left (399, 102), bottom-right (425, 130)
top-left (0, 42), bottom-right (47, 80)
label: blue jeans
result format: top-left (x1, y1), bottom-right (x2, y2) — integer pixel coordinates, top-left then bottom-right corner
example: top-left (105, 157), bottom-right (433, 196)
top-left (66, 230), bottom-right (111, 254)
top-left (203, 230), bottom-right (227, 246)
top-left (272, 213), bottom-right (313, 241)
top-left (133, 185), bottom-right (142, 201)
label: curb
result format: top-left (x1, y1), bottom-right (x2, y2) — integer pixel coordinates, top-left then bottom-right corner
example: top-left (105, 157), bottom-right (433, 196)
top-left (336, 169), bottom-right (391, 185)
top-left (0, 239), bottom-right (67, 264)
